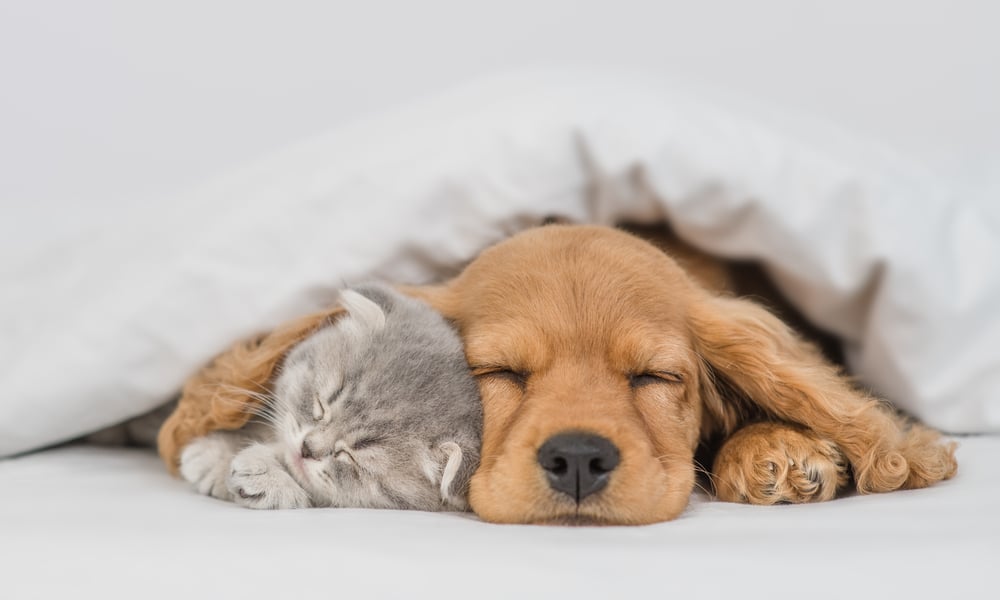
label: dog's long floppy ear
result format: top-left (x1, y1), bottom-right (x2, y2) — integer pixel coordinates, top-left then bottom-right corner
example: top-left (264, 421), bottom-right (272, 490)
top-left (689, 294), bottom-right (956, 493)
top-left (158, 306), bottom-right (345, 475)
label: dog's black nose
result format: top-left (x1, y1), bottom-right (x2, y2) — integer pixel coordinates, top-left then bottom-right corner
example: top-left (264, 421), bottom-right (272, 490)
top-left (537, 432), bottom-right (620, 502)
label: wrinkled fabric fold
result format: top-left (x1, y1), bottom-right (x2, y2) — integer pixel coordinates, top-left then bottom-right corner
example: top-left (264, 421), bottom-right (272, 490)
top-left (2, 70), bottom-right (997, 457)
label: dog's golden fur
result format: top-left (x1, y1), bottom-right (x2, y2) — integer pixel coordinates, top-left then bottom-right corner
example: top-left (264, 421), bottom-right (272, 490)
top-left (159, 225), bottom-right (956, 523)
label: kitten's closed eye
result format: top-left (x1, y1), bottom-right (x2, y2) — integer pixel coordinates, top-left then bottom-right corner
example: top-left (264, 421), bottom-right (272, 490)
top-left (333, 441), bottom-right (360, 466)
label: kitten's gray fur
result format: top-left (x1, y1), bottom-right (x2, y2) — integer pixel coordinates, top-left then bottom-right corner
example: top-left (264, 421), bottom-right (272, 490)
top-left (176, 283), bottom-right (482, 511)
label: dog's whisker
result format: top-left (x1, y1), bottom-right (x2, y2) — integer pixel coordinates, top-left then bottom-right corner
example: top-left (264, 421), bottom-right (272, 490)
top-left (691, 479), bottom-right (714, 497)
top-left (693, 459), bottom-right (719, 485)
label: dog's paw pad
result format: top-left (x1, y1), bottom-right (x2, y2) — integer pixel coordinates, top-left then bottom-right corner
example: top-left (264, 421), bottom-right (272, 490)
top-left (713, 423), bottom-right (849, 505)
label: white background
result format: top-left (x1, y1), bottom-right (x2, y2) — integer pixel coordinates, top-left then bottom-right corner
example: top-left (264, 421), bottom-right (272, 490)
top-left (2, 0), bottom-right (998, 249)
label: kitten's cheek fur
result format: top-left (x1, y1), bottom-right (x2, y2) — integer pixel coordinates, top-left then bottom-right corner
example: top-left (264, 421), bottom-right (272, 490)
top-left (285, 454), bottom-right (328, 499)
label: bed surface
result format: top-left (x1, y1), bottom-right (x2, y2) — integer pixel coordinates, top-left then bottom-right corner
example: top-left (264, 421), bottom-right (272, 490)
top-left (2, 437), bottom-right (995, 599)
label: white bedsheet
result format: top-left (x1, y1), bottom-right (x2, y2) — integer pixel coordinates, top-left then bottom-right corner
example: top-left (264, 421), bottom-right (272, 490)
top-left (1, 438), bottom-right (996, 599)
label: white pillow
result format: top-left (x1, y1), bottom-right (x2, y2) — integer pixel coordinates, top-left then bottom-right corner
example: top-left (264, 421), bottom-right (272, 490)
top-left (2, 70), bottom-right (997, 457)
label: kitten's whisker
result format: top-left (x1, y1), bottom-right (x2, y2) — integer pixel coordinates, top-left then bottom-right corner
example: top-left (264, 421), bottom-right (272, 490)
top-left (248, 413), bottom-right (281, 428)
top-left (216, 383), bottom-right (278, 403)
top-left (207, 385), bottom-right (284, 423)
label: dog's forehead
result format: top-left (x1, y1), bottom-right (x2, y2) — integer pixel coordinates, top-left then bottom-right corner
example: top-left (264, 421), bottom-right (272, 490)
top-left (459, 227), bottom-right (694, 319)
top-left (456, 227), bottom-right (697, 367)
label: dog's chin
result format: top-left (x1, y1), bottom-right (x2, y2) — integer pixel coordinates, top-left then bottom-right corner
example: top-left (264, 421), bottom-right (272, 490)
top-left (523, 499), bottom-right (683, 526)
top-left (532, 513), bottom-right (614, 527)
top-left (476, 491), bottom-right (684, 526)
top-left (470, 483), bottom-right (621, 526)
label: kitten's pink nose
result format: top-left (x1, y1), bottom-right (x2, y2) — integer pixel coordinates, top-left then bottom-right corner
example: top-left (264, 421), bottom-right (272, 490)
top-left (301, 440), bottom-right (317, 460)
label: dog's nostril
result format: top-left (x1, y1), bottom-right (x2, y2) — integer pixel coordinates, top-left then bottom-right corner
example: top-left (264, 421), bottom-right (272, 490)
top-left (537, 432), bottom-right (620, 503)
top-left (589, 457), bottom-right (614, 475)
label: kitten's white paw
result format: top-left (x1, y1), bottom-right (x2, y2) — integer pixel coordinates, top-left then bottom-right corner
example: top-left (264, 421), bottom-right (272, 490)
top-left (227, 445), bottom-right (311, 510)
top-left (179, 434), bottom-right (236, 501)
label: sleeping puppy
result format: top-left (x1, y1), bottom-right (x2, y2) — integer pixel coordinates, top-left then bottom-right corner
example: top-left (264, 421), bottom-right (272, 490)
top-left (404, 225), bottom-right (957, 524)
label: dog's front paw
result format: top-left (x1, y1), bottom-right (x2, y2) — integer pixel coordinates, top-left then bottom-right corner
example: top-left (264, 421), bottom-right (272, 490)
top-left (713, 422), bottom-right (849, 505)
top-left (227, 445), bottom-right (311, 510)
top-left (179, 434), bottom-right (237, 500)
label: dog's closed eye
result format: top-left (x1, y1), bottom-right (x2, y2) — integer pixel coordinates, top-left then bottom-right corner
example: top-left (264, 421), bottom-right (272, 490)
top-left (471, 366), bottom-right (529, 390)
top-left (629, 371), bottom-right (684, 388)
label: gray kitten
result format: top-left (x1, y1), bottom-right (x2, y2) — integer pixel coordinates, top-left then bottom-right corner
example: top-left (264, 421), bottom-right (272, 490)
top-left (177, 283), bottom-right (482, 511)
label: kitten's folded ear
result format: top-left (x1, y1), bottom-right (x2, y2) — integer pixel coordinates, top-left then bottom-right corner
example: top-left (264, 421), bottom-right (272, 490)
top-left (339, 289), bottom-right (387, 333)
top-left (435, 441), bottom-right (477, 510)
top-left (157, 306), bottom-right (345, 475)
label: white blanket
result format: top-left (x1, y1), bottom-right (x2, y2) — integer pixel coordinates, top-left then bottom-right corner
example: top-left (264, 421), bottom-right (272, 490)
top-left (2, 71), bottom-right (998, 457)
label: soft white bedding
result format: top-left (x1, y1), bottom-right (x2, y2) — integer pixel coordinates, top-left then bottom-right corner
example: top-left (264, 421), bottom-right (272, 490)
top-left (2, 71), bottom-right (998, 460)
top-left (1, 437), bottom-right (995, 599)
